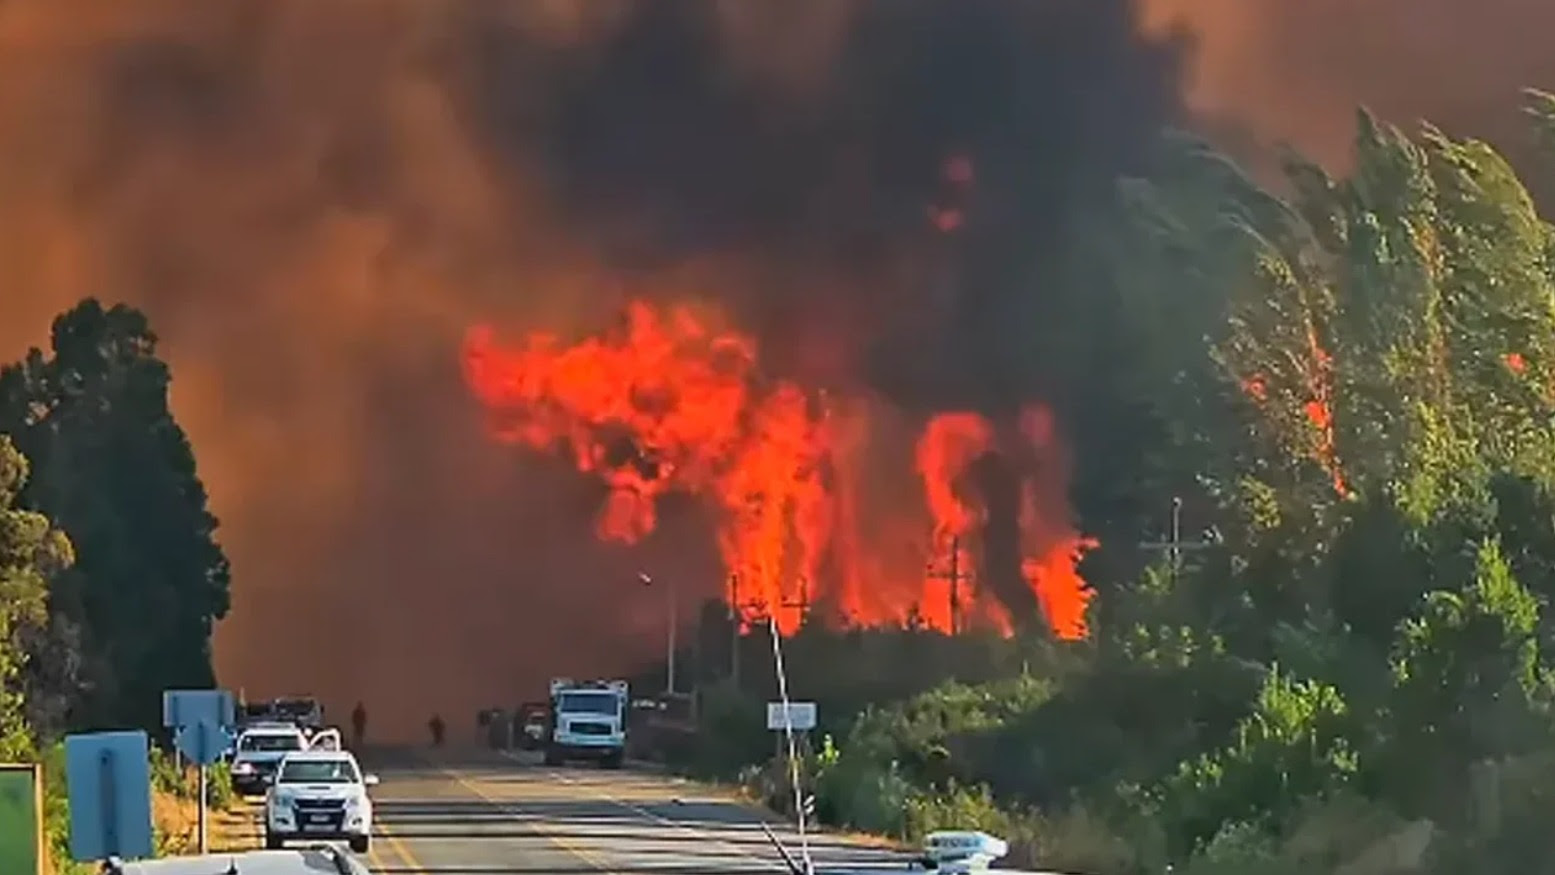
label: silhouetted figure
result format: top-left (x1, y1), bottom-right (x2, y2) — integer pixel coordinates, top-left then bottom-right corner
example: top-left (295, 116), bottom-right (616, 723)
top-left (351, 702), bottom-right (367, 747)
top-left (429, 713), bottom-right (445, 747)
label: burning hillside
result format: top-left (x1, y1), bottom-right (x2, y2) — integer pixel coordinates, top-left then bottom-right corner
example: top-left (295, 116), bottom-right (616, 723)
top-left (462, 299), bottom-right (1094, 638)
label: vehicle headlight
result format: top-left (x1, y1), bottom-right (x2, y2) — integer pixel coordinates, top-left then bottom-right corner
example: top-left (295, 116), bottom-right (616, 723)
top-left (232, 762), bottom-right (254, 775)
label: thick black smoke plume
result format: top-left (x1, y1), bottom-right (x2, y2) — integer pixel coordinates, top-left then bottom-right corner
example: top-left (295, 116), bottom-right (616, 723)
top-left (456, 0), bottom-right (1185, 410)
top-left (0, 0), bottom-right (1185, 737)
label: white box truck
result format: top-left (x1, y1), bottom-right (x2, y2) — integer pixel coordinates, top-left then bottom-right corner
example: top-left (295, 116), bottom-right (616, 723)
top-left (544, 678), bottom-right (628, 769)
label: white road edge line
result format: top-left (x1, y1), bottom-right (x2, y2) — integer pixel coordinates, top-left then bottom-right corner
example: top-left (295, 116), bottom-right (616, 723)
top-left (497, 750), bottom-right (793, 872)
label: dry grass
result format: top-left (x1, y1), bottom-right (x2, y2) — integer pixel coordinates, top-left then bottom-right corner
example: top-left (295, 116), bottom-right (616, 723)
top-left (151, 790), bottom-right (256, 855)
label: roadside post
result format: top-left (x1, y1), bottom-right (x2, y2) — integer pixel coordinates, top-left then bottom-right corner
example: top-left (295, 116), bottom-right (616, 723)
top-left (64, 731), bottom-right (154, 865)
top-left (0, 762), bottom-right (44, 875)
top-left (163, 688), bottom-right (237, 854)
top-left (766, 701), bottom-right (818, 819)
top-left (175, 719), bottom-right (229, 853)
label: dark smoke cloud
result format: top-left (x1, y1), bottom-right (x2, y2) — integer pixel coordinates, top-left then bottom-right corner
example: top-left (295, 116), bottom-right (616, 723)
top-left (0, 0), bottom-right (1188, 737)
top-left (1, 0), bottom-right (1547, 738)
top-left (456, 0), bottom-right (1183, 411)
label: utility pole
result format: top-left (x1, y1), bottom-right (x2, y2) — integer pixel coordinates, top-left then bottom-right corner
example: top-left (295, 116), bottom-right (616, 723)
top-left (925, 534), bottom-right (972, 634)
top-left (727, 574), bottom-right (749, 688)
top-left (640, 572), bottom-right (677, 694)
top-left (1138, 496), bottom-right (1220, 586)
top-left (780, 578), bottom-right (812, 630)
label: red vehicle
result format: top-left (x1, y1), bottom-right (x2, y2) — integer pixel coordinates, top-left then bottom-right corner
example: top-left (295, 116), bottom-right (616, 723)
top-left (517, 701), bottom-right (548, 750)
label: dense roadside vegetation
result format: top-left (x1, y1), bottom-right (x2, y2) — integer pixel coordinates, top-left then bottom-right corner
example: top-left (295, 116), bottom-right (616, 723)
top-left (0, 303), bottom-right (232, 871)
top-left (647, 92), bottom-right (1555, 874)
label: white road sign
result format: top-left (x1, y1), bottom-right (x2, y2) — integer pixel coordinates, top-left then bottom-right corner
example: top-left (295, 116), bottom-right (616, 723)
top-left (766, 701), bottom-right (817, 731)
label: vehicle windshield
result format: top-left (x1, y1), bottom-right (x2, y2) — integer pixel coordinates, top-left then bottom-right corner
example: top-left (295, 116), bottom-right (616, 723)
top-left (275, 699), bottom-right (318, 717)
top-left (278, 758), bottom-right (360, 784)
top-left (239, 732), bottom-right (303, 752)
top-left (557, 691), bottom-right (618, 715)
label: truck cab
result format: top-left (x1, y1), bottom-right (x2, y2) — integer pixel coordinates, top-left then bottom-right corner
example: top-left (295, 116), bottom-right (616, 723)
top-left (273, 696), bottom-right (325, 731)
top-left (544, 678), bottom-right (627, 768)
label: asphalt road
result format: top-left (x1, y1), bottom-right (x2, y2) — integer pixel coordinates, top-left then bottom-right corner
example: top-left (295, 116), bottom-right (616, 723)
top-left (233, 747), bottom-right (911, 874)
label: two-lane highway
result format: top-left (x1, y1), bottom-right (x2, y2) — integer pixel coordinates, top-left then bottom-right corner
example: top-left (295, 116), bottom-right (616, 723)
top-left (231, 747), bottom-right (909, 873)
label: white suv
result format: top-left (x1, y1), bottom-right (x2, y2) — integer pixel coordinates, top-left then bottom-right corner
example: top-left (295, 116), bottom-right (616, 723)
top-left (263, 749), bottom-right (378, 853)
top-left (230, 723), bottom-right (310, 796)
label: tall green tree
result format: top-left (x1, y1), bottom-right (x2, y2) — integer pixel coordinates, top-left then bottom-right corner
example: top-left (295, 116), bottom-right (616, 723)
top-left (0, 435), bottom-right (73, 758)
top-left (0, 300), bottom-right (230, 731)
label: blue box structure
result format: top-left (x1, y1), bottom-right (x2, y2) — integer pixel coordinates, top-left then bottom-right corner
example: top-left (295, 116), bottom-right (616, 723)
top-left (162, 689), bottom-right (235, 730)
top-left (175, 720), bottom-right (233, 766)
top-left (64, 731), bottom-right (153, 862)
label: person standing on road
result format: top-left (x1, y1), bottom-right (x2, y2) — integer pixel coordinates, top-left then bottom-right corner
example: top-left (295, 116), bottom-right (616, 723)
top-left (429, 713), bottom-right (445, 747)
top-left (351, 701), bottom-right (367, 747)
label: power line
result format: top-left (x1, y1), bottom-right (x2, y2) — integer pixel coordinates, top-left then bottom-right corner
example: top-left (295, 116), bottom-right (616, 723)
top-left (1138, 496), bottom-right (1221, 586)
top-left (925, 534), bottom-right (972, 634)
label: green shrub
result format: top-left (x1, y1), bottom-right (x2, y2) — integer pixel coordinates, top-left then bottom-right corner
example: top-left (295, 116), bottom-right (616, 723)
top-left (679, 681), bottom-right (768, 778)
top-left (1176, 821), bottom-right (1289, 875)
top-left (902, 780), bottom-right (1009, 838)
top-left (1151, 667), bottom-right (1359, 857)
top-left (812, 734), bottom-right (914, 835)
top-left (1022, 805), bottom-right (1159, 875)
top-left (205, 761), bottom-right (233, 811)
top-left (148, 747), bottom-right (187, 798)
top-left (145, 745), bottom-right (233, 813)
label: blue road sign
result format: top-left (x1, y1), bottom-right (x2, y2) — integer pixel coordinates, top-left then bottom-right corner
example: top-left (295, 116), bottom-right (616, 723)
top-left (64, 731), bottom-right (153, 862)
top-left (175, 720), bottom-right (231, 767)
top-left (162, 689), bottom-right (234, 730)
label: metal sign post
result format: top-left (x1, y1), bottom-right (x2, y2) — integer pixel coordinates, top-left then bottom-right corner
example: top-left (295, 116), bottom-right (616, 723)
top-left (175, 720), bottom-right (228, 854)
top-left (165, 689), bottom-right (237, 856)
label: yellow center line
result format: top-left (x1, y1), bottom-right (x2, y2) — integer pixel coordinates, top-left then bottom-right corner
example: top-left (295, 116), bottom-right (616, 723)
top-left (440, 763), bottom-right (621, 874)
top-left (377, 816), bottom-right (425, 874)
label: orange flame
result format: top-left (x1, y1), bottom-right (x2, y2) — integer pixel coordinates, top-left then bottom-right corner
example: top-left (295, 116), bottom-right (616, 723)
top-left (1236, 321), bottom-right (1346, 497)
top-left (1302, 321), bottom-right (1346, 496)
top-left (461, 300), bottom-right (1093, 638)
top-left (914, 409), bottom-right (1096, 638)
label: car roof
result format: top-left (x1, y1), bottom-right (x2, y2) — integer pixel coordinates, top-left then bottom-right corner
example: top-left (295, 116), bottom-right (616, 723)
top-left (280, 749), bottom-right (358, 761)
top-left (241, 724), bottom-right (307, 735)
top-left (113, 846), bottom-right (368, 874)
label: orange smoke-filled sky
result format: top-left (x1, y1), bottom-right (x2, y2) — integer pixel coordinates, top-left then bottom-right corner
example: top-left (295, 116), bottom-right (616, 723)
top-left (0, 0), bottom-right (1550, 739)
top-left (1141, 0), bottom-right (1555, 169)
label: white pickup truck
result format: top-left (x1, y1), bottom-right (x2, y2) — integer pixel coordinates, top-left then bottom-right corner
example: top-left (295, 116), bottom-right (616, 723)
top-left (264, 749), bottom-right (379, 853)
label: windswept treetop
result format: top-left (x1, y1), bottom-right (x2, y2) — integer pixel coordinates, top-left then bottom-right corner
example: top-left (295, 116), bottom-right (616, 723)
top-left (0, 435), bottom-right (71, 757)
